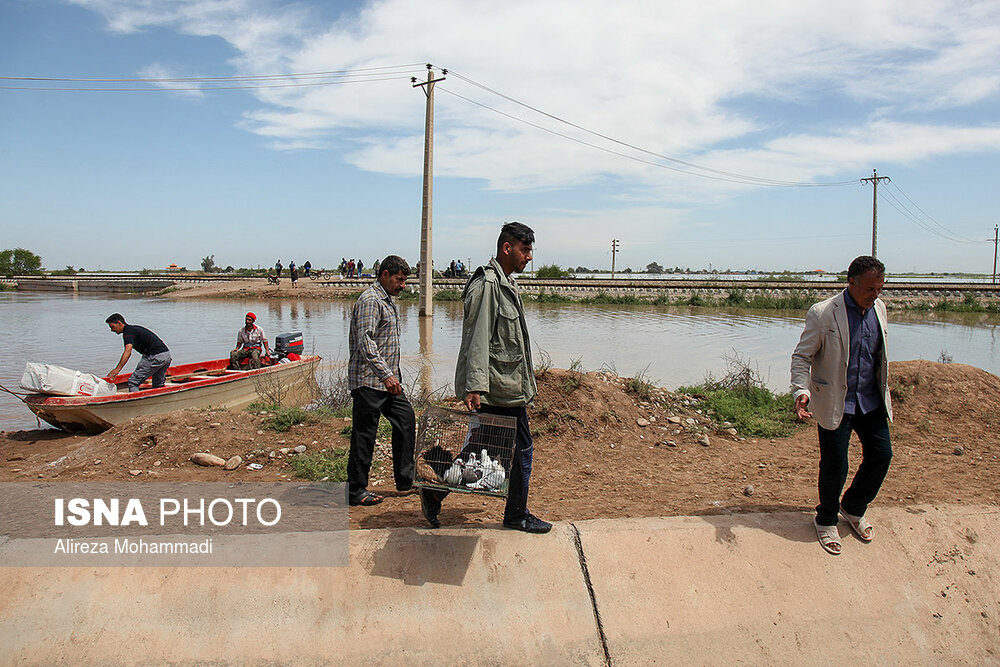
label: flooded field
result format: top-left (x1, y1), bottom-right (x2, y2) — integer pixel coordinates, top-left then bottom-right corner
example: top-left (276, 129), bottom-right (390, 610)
top-left (2, 291), bottom-right (998, 431)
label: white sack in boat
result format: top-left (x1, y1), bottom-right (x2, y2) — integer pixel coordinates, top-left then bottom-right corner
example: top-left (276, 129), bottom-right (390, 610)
top-left (20, 362), bottom-right (117, 397)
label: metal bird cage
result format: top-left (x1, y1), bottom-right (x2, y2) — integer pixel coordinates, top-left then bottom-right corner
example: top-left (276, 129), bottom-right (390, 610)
top-left (414, 406), bottom-right (517, 498)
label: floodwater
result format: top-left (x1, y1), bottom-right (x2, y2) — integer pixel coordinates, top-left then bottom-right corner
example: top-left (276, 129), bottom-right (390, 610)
top-left (2, 291), bottom-right (998, 431)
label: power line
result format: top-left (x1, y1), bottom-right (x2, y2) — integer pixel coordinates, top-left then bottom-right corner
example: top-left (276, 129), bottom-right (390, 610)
top-left (876, 188), bottom-right (986, 245)
top-left (437, 87), bottom-right (792, 186)
top-left (444, 68), bottom-right (856, 188)
top-left (0, 64), bottom-right (427, 91)
top-left (886, 181), bottom-right (981, 243)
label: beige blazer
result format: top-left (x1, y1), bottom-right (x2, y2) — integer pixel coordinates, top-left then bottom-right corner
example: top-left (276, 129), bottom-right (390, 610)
top-left (790, 292), bottom-right (892, 431)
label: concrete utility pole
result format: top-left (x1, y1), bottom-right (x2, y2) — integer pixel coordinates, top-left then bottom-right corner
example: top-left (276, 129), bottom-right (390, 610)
top-left (412, 64), bottom-right (447, 317)
top-left (611, 239), bottom-right (620, 279)
top-left (993, 225), bottom-right (998, 285)
top-left (860, 169), bottom-right (890, 258)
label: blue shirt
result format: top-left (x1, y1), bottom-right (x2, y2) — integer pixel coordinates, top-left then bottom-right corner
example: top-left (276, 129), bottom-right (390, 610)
top-left (843, 289), bottom-right (883, 415)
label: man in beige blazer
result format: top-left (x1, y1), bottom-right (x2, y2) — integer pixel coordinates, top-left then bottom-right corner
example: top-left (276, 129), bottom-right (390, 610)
top-left (791, 256), bottom-right (893, 555)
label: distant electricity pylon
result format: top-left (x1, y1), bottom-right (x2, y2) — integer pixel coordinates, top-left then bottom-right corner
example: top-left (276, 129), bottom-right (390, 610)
top-left (861, 169), bottom-right (890, 258)
top-left (611, 239), bottom-right (620, 279)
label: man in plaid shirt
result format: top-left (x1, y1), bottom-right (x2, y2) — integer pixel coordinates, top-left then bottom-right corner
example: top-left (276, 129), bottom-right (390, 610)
top-left (347, 255), bottom-right (415, 506)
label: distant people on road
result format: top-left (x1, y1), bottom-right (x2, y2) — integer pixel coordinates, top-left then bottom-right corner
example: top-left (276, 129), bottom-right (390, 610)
top-left (791, 255), bottom-right (893, 556)
top-left (372, 258), bottom-right (380, 277)
top-left (230, 312), bottom-right (270, 369)
top-left (347, 254), bottom-right (415, 507)
top-left (303, 260), bottom-right (311, 277)
top-left (357, 259), bottom-right (364, 276)
top-left (105, 313), bottom-right (172, 392)
top-left (340, 258), bottom-right (347, 277)
top-left (420, 222), bottom-right (550, 534)
top-left (290, 263), bottom-right (299, 288)
top-left (348, 259), bottom-right (356, 278)
top-left (275, 259), bottom-right (283, 277)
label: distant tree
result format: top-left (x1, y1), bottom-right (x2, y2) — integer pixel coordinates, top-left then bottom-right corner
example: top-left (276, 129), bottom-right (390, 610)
top-left (50, 265), bottom-right (77, 276)
top-left (535, 263), bottom-right (571, 278)
top-left (645, 262), bottom-right (664, 274)
top-left (574, 266), bottom-right (590, 273)
top-left (623, 267), bottom-right (632, 273)
top-left (224, 266), bottom-right (235, 273)
top-left (201, 255), bottom-right (216, 273)
top-left (0, 248), bottom-right (43, 276)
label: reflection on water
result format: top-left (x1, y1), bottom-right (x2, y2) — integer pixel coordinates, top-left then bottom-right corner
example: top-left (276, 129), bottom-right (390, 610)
top-left (1, 291), bottom-right (998, 430)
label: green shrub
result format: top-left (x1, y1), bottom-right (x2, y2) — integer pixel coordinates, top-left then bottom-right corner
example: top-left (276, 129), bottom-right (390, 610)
top-left (250, 404), bottom-right (335, 432)
top-left (679, 384), bottom-right (797, 438)
top-left (287, 448), bottom-right (349, 481)
top-left (535, 264), bottom-right (571, 278)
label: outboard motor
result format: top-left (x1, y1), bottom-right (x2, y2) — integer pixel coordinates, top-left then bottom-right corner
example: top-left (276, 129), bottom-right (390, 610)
top-left (272, 331), bottom-right (304, 361)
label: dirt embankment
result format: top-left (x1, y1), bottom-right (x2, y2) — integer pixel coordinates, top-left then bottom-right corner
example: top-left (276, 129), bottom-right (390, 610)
top-left (166, 279), bottom-right (368, 300)
top-left (1, 361), bottom-right (997, 530)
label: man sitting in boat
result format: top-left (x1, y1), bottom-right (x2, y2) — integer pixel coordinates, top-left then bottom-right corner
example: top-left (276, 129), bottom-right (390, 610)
top-left (105, 313), bottom-right (172, 392)
top-left (230, 312), bottom-right (270, 369)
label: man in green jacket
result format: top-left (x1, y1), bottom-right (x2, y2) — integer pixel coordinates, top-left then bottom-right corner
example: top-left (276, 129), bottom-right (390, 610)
top-left (420, 222), bottom-right (551, 533)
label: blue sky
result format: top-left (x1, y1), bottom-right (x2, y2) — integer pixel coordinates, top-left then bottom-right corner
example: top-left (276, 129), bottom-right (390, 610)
top-left (2, 0), bottom-right (999, 274)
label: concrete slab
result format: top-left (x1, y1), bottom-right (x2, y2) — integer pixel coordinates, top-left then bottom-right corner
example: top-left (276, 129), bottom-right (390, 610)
top-left (0, 523), bottom-right (605, 666)
top-left (576, 505), bottom-right (1000, 665)
top-left (3, 505), bottom-right (997, 665)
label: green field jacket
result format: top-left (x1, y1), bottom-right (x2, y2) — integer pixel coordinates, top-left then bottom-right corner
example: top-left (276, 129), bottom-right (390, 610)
top-left (454, 258), bottom-right (537, 407)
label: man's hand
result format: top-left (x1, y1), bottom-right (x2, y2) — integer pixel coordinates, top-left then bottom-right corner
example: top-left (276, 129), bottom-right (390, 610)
top-left (382, 375), bottom-right (403, 395)
top-left (464, 392), bottom-right (481, 412)
top-left (107, 369), bottom-right (120, 381)
top-left (794, 394), bottom-right (812, 420)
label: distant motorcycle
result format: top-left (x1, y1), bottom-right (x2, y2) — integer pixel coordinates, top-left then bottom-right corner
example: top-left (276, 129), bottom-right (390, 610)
top-left (308, 269), bottom-right (326, 280)
top-left (266, 273), bottom-right (280, 285)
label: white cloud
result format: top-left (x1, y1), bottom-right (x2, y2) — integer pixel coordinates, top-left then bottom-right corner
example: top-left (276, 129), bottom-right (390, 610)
top-left (71, 0), bottom-right (1000, 199)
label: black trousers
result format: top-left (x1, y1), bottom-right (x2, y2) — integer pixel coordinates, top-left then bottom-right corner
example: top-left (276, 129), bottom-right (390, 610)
top-left (816, 407), bottom-right (893, 526)
top-left (348, 386), bottom-right (415, 499)
top-left (422, 404), bottom-right (534, 523)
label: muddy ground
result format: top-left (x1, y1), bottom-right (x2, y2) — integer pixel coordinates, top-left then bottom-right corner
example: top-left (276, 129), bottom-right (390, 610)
top-left (1, 360), bottom-right (997, 530)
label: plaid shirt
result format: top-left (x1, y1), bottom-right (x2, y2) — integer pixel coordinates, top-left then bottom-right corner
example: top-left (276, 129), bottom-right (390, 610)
top-left (348, 280), bottom-right (402, 391)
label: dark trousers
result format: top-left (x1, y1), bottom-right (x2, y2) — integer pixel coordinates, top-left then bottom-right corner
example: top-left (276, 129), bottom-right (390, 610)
top-left (423, 404), bottom-right (534, 523)
top-left (816, 408), bottom-right (893, 526)
top-left (348, 387), bottom-right (415, 499)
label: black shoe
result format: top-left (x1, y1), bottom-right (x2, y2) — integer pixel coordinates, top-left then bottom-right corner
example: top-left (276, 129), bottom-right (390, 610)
top-left (419, 489), bottom-right (440, 529)
top-left (396, 481), bottom-right (413, 493)
top-left (503, 512), bottom-right (552, 534)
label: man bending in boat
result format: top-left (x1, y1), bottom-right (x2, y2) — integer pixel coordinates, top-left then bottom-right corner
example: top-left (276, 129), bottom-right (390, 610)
top-left (105, 314), bottom-right (172, 392)
top-left (230, 312), bottom-right (270, 369)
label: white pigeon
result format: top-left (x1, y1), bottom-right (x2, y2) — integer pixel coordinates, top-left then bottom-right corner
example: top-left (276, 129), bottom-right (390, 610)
top-left (443, 459), bottom-right (464, 486)
top-left (480, 457), bottom-right (506, 491)
top-left (462, 452), bottom-right (482, 484)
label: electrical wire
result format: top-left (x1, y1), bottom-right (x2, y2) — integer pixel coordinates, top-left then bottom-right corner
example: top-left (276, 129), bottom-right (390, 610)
top-left (0, 64), bottom-right (427, 91)
top-left (885, 181), bottom-right (982, 243)
top-left (875, 187), bottom-right (986, 244)
top-left (443, 68), bottom-right (856, 188)
top-left (438, 87), bottom-right (796, 186)
top-left (0, 74), bottom-right (415, 92)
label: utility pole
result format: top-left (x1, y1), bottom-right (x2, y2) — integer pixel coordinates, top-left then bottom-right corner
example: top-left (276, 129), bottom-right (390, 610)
top-left (860, 169), bottom-right (890, 258)
top-left (993, 225), bottom-right (998, 285)
top-left (611, 239), bottom-right (620, 279)
top-left (412, 64), bottom-right (446, 317)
